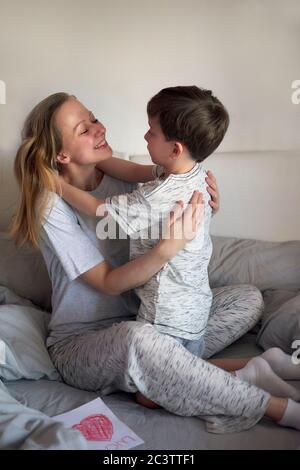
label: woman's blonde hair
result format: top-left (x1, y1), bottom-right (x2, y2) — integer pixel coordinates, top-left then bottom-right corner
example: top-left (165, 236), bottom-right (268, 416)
top-left (10, 92), bottom-right (71, 249)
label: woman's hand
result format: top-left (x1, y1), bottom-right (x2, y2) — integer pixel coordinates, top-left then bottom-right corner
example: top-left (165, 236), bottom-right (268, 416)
top-left (159, 190), bottom-right (205, 260)
top-left (205, 170), bottom-right (219, 214)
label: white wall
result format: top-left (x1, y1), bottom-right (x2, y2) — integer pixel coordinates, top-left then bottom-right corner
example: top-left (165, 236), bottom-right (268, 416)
top-left (0, 0), bottom-right (299, 230)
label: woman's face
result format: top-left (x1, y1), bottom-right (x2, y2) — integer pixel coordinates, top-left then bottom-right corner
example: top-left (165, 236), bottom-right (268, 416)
top-left (55, 97), bottom-right (112, 166)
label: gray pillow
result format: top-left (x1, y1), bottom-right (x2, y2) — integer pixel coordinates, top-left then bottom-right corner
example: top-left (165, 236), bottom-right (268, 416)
top-left (261, 289), bottom-right (297, 322)
top-left (257, 291), bottom-right (300, 354)
top-left (209, 236), bottom-right (300, 292)
top-left (0, 232), bottom-right (52, 311)
top-left (0, 302), bottom-right (60, 381)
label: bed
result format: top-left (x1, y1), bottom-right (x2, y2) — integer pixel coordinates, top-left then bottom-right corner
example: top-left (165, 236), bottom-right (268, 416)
top-left (0, 150), bottom-right (300, 450)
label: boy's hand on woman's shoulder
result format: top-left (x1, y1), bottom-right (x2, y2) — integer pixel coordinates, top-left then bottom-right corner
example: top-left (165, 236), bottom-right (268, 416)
top-left (205, 170), bottom-right (219, 215)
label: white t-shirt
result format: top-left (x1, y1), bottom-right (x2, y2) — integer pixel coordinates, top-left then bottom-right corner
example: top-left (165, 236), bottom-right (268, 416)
top-left (40, 175), bottom-right (139, 347)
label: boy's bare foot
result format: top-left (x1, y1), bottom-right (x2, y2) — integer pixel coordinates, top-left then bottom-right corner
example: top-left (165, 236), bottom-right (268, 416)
top-left (135, 392), bottom-right (161, 409)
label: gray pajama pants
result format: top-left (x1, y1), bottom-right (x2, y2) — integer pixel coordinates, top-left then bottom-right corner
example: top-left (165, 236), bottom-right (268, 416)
top-left (49, 284), bottom-right (270, 434)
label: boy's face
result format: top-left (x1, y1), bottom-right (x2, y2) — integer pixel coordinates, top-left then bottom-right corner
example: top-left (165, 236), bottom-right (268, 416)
top-left (144, 116), bottom-right (174, 166)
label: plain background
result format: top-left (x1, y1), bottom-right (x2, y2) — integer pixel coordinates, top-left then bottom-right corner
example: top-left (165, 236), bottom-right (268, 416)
top-left (0, 0), bottom-right (299, 231)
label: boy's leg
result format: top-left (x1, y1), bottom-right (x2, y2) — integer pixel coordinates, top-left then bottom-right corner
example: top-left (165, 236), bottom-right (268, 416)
top-left (135, 391), bottom-right (161, 408)
top-left (202, 284), bottom-right (263, 359)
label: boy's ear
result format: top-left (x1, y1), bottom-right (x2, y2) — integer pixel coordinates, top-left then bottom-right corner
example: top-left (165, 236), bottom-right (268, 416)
top-left (56, 152), bottom-right (71, 166)
top-left (171, 142), bottom-right (184, 160)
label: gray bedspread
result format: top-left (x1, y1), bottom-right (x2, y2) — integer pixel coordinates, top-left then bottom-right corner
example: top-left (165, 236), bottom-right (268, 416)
top-left (4, 332), bottom-right (300, 450)
top-left (1, 234), bottom-right (300, 449)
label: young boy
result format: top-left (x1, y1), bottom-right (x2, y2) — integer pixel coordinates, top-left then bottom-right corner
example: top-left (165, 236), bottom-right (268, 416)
top-left (58, 86), bottom-right (229, 358)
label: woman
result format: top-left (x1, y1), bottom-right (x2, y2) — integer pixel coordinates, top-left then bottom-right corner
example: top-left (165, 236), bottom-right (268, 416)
top-left (11, 92), bottom-right (300, 433)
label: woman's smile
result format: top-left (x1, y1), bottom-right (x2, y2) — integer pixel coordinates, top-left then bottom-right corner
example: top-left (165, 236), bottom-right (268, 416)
top-left (94, 140), bottom-right (108, 150)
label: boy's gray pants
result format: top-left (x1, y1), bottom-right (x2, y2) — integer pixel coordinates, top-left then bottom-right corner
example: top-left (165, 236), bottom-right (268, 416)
top-left (49, 285), bottom-right (270, 433)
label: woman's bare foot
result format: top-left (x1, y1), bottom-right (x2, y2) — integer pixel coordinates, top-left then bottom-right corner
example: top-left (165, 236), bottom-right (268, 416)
top-left (135, 392), bottom-right (161, 409)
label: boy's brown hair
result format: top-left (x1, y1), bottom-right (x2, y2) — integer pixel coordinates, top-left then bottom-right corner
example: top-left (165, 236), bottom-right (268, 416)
top-left (147, 85), bottom-right (229, 162)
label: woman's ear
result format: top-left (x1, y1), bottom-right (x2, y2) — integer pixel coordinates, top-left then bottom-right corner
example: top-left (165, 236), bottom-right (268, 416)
top-left (56, 152), bottom-right (71, 166)
top-left (171, 142), bottom-right (184, 160)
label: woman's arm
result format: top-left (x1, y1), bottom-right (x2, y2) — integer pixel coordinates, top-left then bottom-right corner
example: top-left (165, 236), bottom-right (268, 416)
top-left (58, 178), bottom-right (105, 216)
top-left (96, 156), bottom-right (155, 183)
top-left (80, 191), bottom-right (204, 295)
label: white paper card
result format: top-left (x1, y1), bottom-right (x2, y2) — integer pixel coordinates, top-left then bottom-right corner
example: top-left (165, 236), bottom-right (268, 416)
top-left (53, 398), bottom-right (144, 450)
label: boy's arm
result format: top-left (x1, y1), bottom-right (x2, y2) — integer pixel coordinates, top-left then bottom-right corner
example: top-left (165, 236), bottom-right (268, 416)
top-left (96, 156), bottom-right (155, 183)
top-left (58, 178), bottom-right (105, 216)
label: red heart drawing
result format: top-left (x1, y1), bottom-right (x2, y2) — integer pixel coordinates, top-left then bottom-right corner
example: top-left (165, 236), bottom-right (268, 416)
top-left (72, 414), bottom-right (114, 441)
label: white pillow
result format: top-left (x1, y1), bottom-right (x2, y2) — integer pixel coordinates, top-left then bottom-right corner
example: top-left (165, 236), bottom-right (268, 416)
top-left (0, 303), bottom-right (60, 381)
